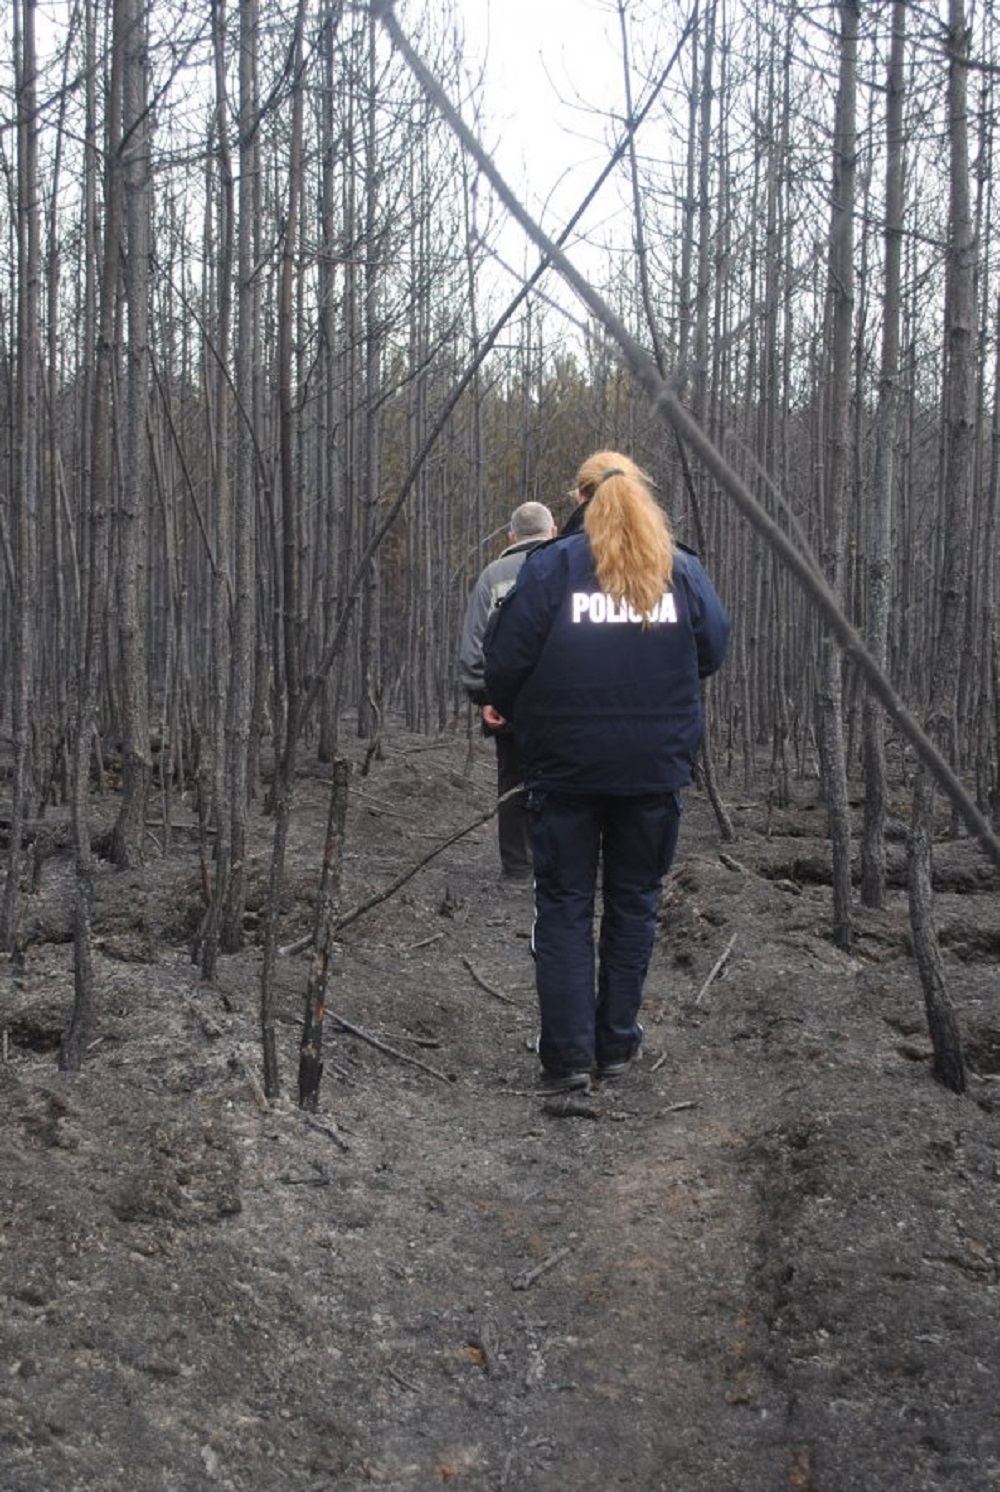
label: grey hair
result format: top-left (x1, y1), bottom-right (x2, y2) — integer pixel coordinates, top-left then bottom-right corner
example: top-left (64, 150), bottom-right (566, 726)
top-left (509, 501), bottom-right (555, 540)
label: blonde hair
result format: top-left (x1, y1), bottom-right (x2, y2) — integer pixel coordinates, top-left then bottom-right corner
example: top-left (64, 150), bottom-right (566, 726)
top-left (576, 451), bottom-right (675, 619)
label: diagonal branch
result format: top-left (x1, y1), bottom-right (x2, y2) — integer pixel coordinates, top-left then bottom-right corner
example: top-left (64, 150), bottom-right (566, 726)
top-left (372, 0), bottom-right (1000, 874)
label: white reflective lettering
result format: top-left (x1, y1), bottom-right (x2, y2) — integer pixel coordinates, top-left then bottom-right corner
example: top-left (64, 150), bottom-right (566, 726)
top-left (570, 590), bottom-right (678, 624)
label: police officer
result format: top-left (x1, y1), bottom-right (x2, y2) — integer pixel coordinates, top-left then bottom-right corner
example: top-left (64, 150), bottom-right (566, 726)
top-left (484, 452), bottom-right (729, 1092)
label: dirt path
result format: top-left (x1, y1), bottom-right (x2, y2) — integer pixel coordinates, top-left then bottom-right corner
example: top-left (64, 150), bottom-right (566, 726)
top-left (2, 729), bottom-right (998, 1490)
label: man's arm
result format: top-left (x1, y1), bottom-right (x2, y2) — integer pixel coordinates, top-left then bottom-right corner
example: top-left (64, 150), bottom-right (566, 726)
top-left (458, 571), bottom-right (494, 704)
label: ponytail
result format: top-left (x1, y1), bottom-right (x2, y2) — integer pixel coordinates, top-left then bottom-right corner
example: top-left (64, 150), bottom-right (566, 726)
top-left (576, 451), bottom-right (675, 620)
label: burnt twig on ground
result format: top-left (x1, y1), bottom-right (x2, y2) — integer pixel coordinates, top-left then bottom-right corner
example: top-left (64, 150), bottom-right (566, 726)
top-left (511, 1246), bottom-right (571, 1291)
top-left (695, 933), bottom-right (737, 1007)
top-left (461, 956), bottom-right (520, 1006)
top-left (331, 1011), bottom-right (452, 1085)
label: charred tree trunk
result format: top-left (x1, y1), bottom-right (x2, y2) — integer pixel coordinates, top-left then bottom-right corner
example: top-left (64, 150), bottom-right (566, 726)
top-left (260, 0), bottom-right (307, 1098)
top-left (1, 0), bottom-right (41, 953)
top-left (298, 754), bottom-right (350, 1110)
top-left (111, 0), bottom-right (152, 868)
top-left (221, 0), bottom-right (263, 951)
top-left (817, 0), bottom-right (858, 953)
top-left (906, 0), bottom-right (975, 1094)
top-left (62, 0), bottom-right (125, 1070)
top-left (197, 0), bottom-right (237, 976)
top-left (861, 0), bottom-right (905, 908)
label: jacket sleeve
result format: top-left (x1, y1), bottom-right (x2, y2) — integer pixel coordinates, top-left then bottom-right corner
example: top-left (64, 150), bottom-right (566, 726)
top-left (483, 550), bottom-right (565, 719)
top-left (678, 552), bottom-right (730, 679)
top-left (458, 571), bottom-right (494, 705)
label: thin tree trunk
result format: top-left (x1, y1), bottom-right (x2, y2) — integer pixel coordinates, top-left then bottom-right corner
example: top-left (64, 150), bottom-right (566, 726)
top-left (861, 0), bottom-right (905, 908)
top-left (906, 0), bottom-right (976, 1094)
top-left (260, 0), bottom-right (307, 1097)
top-left (222, 0), bottom-right (262, 949)
top-left (43, 19), bottom-right (78, 810)
top-left (62, 0), bottom-right (125, 1070)
top-left (817, 0), bottom-right (857, 952)
top-left (111, 0), bottom-right (152, 867)
top-left (198, 0), bottom-right (236, 975)
top-left (298, 754), bottom-right (350, 1110)
top-left (1, 0), bottom-right (41, 953)
top-left (978, 291), bottom-right (1000, 822)
top-left (357, 18), bottom-right (381, 740)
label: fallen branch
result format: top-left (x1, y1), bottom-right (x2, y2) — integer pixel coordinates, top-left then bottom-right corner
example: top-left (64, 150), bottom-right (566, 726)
top-left (386, 1364), bottom-right (420, 1393)
top-left (462, 955), bottom-right (521, 1006)
top-left (188, 999), bottom-right (222, 1039)
top-left (511, 1246), bottom-right (571, 1291)
top-left (278, 1168), bottom-right (331, 1187)
top-left (301, 1113), bottom-right (351, 1152)
top-left (240, 1058), bottom-right (270, 1113)
top-left (380, 1030), bottom-right (442, 1049)
top-left (331, 1011), bottom-right (453, 1085)
top-left (695, 933), bottom-right (737, 1007)
top-left (279, 786), bottom-right (521, 956)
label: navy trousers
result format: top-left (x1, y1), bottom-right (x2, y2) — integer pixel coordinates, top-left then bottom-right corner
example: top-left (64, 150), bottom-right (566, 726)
top-left (527, 790), bottom-right (682, 1076)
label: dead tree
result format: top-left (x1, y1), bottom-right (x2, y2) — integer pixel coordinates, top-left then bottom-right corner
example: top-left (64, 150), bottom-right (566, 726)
top-left (62, 0), bottom-right (126, 1070)
top-left (196, 0), bottom-right (237, 978)
top-left (1, 0), bottom-right (41, 954)
top-left (298, 755), bottom-right (350, 1110)
top-left (110, 0), bottom-right (153, 869)
top-left (861, 0), bottom-right (905, 909)
top-left (816, 0), bottom-right (858, 953)
top-left (905, 0), bottom-right (977, 1095)
top-left (260, 0), bottom-right (309, 1097)
top-left (221, 0), bottom-right (263, 951)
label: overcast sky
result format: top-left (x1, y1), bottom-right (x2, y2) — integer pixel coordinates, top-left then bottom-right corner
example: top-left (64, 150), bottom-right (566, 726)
top-left (453, 0), bottom-right (618, 210)
top-left (440, 0), bottom-right (631, 316)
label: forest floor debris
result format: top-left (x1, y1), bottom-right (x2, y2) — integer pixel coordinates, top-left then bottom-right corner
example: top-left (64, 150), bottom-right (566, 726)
top-left (1, 723), bottom-right (999, 1490)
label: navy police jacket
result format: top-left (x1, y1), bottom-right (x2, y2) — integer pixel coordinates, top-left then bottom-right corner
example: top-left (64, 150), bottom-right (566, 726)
top-left (483, 525), bottom-right (729, 795)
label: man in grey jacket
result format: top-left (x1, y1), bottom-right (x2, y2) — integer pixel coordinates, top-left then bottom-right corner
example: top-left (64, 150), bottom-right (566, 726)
top-left (459, 501), bottom-right (557, 880)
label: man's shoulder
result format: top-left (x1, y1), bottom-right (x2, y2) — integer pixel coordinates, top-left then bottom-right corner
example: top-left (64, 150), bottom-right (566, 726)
top-left (479, 549), bottom-right (523, 584)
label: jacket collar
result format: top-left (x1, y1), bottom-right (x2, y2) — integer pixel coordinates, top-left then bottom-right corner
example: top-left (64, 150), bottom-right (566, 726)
top-left (560, 499), bottom-right (589, 537)
top-left (501, 536), bottom-right (550, 558)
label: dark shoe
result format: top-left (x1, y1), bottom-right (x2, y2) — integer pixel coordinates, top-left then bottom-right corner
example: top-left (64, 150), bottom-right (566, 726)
top-left (597, 1026), bottom-right (644, 1080)
top-left (536, 1068), bottom-right (591, 1095)
top-left (596, 1055), bottom-right (636, 1079)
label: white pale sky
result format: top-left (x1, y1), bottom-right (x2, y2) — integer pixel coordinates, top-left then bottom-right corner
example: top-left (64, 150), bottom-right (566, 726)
top-left (444, 0), bottom-right (632, 299)
top-left (453, 0), bottom-right (619, 214)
